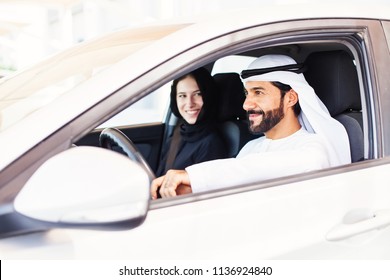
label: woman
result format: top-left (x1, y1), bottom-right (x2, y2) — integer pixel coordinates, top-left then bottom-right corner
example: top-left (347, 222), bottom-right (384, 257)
top-left (156, 67), bottom-right (228, 177)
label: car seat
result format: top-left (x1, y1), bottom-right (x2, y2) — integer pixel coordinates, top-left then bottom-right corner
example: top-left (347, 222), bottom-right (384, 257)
top-left (304, 50), bottom-right (364, 162)
top-left (213, 72), bottom-right (257, 157)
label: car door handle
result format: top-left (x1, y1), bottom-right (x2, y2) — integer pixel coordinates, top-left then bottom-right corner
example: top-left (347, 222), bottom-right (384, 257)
top-left (326, 209), bottom-right (390, 241)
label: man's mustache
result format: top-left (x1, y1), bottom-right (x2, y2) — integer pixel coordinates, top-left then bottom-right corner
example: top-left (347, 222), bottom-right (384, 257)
top-left (247, 109), bottom-right (264, 115)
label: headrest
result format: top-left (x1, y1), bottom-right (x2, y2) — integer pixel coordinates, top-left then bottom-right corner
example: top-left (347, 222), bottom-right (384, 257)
top-left (304, 50), bottom-right (361, 116)
top-left (213, 72), bottom-right (247, 121)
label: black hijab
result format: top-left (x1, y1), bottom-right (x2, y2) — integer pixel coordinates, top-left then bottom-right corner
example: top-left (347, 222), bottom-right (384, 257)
top-left (157, 68), bottom-right (222, 176)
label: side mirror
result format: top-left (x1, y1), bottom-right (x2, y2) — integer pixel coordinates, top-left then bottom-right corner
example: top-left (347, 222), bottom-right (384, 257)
top-left (14, 146), bottom-right (150, 230)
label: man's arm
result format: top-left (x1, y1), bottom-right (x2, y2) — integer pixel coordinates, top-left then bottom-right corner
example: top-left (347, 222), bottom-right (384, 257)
top-left (189, 150), bottom-right (330, 193)
top-left (151, 135), bottom-right (330, 198)
top-left (150, 169), bottom-right (192, 199)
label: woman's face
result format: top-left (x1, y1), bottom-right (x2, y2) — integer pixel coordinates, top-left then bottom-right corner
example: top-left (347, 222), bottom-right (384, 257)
top-left (176, 76), bottom-right (204, 124)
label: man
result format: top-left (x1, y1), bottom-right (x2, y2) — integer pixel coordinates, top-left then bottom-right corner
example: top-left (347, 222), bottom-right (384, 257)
top-left (151, 54), bottom-right (351, 199)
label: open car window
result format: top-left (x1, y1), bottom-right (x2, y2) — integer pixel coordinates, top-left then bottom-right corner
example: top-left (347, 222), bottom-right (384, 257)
top-left (148, 36), bottom-right (368, 204)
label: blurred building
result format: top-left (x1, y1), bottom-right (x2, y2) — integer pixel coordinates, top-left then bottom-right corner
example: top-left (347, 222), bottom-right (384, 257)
top-left (0, 0), bottom-right (386, 78)
top-left (0, 0), bottom-right (264, 77)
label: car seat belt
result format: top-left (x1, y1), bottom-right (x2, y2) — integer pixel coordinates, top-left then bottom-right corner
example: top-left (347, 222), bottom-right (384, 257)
top-left (165, 122), bottom-right (182, 170)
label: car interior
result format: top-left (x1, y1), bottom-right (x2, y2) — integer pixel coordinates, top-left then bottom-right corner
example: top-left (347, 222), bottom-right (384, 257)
top-left (75, 41), bottom-right (365, 178)
top-left (304, 50), bottom-right (363, 162)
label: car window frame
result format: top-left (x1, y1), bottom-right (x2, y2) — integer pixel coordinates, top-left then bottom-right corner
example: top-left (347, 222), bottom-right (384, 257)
top-left (148, 18), bottom-right (387, 208)
top-left (376, 20), bottom-right (390, 157)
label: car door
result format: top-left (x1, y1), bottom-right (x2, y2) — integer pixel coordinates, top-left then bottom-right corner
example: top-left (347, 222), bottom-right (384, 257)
top-left (136, 18), bottom-right (390, 259)
top-left (2, 16), bottom-right (390, 260)
top-left (75, 18), bottom-right (390, 259)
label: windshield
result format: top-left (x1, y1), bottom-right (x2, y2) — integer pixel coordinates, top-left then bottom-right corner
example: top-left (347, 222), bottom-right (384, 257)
top-left (0, 24), bottom-right (188, 133)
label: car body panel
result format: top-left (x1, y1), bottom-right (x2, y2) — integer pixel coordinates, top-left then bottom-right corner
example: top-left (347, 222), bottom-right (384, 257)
top-left (2, 158), bottom-right (390, 259)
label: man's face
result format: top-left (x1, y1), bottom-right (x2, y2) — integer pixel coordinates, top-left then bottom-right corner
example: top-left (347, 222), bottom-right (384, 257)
top-left (243, 81), bottom-right (285, 134)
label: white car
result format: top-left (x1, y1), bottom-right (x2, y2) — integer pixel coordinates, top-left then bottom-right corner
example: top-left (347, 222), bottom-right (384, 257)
top-left (1, 3), bottom-right (390, 259)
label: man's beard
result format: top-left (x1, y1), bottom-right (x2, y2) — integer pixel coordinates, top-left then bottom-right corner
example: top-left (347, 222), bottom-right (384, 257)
top-left (247, 98), bottom-right (285, 135)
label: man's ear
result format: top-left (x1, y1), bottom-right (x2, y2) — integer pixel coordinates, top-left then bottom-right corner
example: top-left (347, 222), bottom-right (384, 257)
top-left (286, 89), bottom-right (299, 108)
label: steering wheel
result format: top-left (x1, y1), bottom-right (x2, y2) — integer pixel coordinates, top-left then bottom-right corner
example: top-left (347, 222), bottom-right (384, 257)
top-left (99, 127), bottom-right (156, 181)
